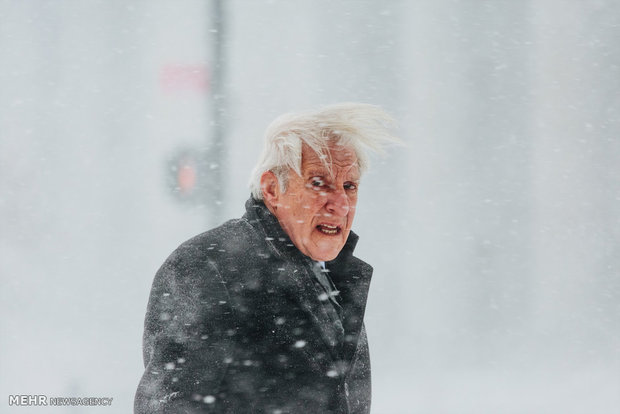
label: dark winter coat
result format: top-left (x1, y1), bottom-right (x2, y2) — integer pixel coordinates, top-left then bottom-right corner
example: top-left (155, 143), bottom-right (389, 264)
top-left (135, 197), bottom-right (373, 413)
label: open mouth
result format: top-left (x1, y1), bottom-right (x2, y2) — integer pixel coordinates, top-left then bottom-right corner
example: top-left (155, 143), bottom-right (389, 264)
top-left (316, 224), bottom-right (341, 235)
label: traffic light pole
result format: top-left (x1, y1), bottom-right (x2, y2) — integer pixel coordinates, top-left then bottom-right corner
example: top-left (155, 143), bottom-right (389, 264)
top-left (209, 0), bottom-right (226, 226)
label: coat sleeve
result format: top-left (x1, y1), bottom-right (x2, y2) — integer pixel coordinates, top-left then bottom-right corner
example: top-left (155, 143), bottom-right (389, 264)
top-left (345, 323), bottom-right (371, 414)
top-left (134, 248), bottom-right (235, 414)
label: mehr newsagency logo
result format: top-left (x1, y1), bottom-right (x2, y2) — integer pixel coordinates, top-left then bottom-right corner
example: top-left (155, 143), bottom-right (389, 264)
top-left (8, 395), bottom-right (113, 407)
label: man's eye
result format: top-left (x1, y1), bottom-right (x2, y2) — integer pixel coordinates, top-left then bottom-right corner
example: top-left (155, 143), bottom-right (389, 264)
top-left (344, 182), bottom-right (357, 191)
top-left (310, 178), bottom-right (325, 188)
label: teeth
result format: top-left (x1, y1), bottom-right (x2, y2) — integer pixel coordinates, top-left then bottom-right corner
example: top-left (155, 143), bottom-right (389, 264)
top-left (318, 225), bottom-right (338, 235)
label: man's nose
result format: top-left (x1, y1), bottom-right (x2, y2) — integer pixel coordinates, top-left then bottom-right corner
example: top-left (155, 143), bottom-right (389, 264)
top-left (325, 188), bottom-right (350, 216)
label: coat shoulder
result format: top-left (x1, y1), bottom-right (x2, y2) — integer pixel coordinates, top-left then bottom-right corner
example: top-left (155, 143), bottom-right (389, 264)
top-left (164, 218), bottom-right (257, 266)
top-left (158, 217), bottom-right (275, 290)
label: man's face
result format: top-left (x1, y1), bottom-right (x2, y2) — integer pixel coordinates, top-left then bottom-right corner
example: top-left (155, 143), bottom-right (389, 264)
top-left (270, 143), bottom-right (360, 261)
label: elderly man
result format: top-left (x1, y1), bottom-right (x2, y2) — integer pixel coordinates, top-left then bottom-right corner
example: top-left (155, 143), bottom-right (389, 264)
top-left (135, 103), bottom-right (396, 413)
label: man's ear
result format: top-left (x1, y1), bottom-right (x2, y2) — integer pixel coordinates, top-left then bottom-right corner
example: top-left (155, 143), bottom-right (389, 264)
top-left (260, 171), bottom-right (280, 211)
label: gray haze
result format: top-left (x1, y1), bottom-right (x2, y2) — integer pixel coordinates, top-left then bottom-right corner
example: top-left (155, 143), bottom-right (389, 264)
top-left (1, 1), bottom-right (619, 413)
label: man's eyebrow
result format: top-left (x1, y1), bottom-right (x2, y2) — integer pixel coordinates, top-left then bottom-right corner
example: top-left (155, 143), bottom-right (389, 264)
top-left (305, 170), bottom-right (361, 184)
top-left (305, 170), bottom-right (329, 178)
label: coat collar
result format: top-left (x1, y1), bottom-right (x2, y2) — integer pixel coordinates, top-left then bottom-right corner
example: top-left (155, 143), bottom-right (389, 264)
top-left (243, 197), bottom-right (372, 367)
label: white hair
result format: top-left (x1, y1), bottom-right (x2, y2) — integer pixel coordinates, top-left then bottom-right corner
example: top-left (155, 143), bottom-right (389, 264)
top-left (249, 102), bottom-right (399, 200)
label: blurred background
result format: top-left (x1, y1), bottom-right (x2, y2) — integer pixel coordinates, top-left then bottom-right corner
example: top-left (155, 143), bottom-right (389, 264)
top-left (1, 1), bottom-right (619, 413)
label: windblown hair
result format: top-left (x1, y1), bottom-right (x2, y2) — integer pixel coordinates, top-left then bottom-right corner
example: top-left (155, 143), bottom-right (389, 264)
top-left (249, 102), bottom-right (398, 200)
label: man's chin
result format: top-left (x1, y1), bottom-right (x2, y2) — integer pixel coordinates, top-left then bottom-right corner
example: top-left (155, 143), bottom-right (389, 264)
top-left (308, 245), bottom-right (343, 262)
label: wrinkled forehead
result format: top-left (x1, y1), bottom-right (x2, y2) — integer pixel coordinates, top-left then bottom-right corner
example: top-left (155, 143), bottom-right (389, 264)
top-left (300, 142), bottom-right (359, 176)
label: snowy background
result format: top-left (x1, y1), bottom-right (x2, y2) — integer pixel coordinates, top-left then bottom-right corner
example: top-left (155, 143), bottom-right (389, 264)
top-left (1, 1), bottom-right (619, 413)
